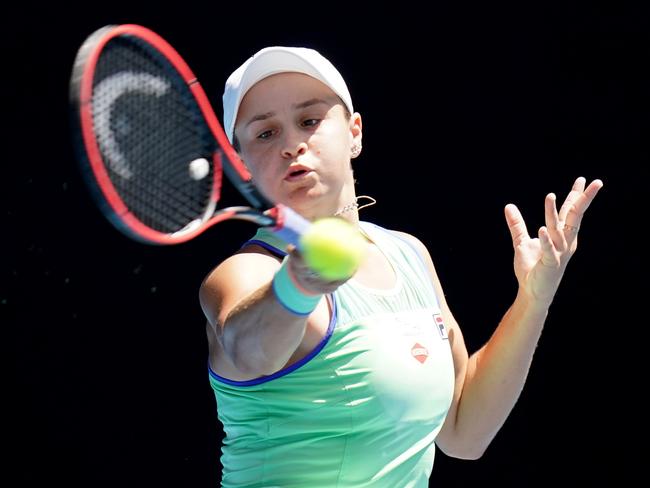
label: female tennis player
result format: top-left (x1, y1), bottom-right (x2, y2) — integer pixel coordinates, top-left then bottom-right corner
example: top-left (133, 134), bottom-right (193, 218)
top-left (199, 46), bottom-right (603, 487)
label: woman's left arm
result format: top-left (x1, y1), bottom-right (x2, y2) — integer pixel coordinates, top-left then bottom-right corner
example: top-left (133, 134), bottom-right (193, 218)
top-left (433, 177), bottom-right (604, 459)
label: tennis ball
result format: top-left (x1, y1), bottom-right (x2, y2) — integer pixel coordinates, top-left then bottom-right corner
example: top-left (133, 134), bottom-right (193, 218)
top-left (300, 218), bottom-right (367, 280)
top-left (188, 158), bottom-right (210, 180)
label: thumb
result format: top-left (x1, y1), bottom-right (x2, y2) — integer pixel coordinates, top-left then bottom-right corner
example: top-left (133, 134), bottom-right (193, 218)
top-left (504, 203), bottom-right (530, 248)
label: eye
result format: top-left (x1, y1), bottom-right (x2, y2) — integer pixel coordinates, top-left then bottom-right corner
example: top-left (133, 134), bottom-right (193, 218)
top-left (256, 129), bottom-right (274, 140)
top-left (301, 118), bottom-right (320, 128)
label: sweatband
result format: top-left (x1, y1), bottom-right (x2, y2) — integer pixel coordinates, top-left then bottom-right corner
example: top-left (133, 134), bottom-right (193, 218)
top-left (272, 258), bottom-right (322, 316)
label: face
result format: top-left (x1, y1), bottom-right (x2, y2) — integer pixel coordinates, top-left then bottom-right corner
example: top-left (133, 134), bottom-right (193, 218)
top-left (234, 72), bottom-right (362, 220)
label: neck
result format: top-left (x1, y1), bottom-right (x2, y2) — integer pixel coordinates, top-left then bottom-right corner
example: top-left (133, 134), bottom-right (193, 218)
top-left (333, 202), bottom-right (359, 226)
top-left (334, 201), bottom-right (359, 217)
top-left (333, 195), bottom-right (376, 226)
top-left (331, 181), bottom-right (359, 224)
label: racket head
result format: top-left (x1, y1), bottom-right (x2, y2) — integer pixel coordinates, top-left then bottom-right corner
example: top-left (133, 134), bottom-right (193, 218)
top-left (69, 24), bottom-right (262, 244)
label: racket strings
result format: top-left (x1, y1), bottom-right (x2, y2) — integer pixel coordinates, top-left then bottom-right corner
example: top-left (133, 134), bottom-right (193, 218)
top-left (122, 167), bottom-right (210, 228)
top-left (91, 37), bottom-right (216, 233)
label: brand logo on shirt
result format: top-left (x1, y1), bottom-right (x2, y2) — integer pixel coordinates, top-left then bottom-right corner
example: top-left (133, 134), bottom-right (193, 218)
top-left (434, 314), bottom-right (448, 340)
top-left (411, 343), bottom-right (429, 363)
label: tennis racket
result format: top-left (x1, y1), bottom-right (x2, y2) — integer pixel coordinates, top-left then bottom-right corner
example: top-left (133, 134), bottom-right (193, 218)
top-left (69, 24), bottom-right (309, 246)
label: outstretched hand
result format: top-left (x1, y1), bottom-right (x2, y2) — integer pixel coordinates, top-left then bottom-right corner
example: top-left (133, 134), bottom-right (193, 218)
top-left (505, 177), bottom-right (604, 306)
top-left (286, 246), bottom-right (352, 295)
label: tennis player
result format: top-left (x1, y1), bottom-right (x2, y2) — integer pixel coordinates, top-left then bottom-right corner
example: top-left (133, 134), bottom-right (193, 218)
top-left (199, 46), bottom-right (603, 487)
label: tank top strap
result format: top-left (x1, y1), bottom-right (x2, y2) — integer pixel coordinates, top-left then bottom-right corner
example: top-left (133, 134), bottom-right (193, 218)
top-left (240, 227), bottom-right (289, 258)
top-left (357, 221), bottom-right (441, 310)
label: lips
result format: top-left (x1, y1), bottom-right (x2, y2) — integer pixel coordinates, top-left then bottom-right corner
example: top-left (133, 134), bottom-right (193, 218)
top-left (284, 164), bottom-right (313, 181)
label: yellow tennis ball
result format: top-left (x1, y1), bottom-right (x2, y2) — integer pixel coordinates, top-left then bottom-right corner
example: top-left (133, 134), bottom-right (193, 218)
top-left (300, 218), bottom-right (367, 280)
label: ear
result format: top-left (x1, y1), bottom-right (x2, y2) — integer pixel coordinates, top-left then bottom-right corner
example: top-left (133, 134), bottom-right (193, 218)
top-left (349, 112), bottom-right (362, 145)
top-left (349, 111), bottom-right (363, 159)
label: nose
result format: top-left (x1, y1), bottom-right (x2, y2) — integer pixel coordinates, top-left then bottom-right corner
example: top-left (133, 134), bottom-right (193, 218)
top-left (281, 131), bottom-right (308, 159)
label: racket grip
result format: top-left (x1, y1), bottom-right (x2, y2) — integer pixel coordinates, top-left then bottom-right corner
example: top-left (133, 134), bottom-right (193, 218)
top-left (269, 204), bottom-right (311, 247)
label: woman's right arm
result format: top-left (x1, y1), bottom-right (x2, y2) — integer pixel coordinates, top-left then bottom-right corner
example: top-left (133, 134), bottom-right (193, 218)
top-left (199, 249), bottom-right (341, 378)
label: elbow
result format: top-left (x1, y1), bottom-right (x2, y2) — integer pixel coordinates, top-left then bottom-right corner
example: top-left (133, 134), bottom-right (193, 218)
top-left (440, 446), bottom-right (487, 461)
top-left (230, 346), bottom-right (275, 378)
top-left (437, 437), bottom-right (490, 461)
top-left (437, 413), bottom-right (498, 460)
top-left (221, 330), bottom-right (260, 376)
top-left (220, 318), bottom-right (278, 378)
top-left (457, 446), bottom-right (487, 461)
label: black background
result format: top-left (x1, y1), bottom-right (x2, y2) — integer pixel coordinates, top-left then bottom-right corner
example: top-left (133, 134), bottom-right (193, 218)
top-left (4, 3), bottom-right (645, 486)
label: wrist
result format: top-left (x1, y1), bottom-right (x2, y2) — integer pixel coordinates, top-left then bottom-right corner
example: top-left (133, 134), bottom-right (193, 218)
top-left (272, 258), bottom-right (323, 316)
top-left (515, 287), bottom-right (552, 318)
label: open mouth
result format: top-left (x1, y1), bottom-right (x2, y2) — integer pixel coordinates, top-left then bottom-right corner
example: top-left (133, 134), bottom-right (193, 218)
top-left (285, 167), bottom-right (312, 181)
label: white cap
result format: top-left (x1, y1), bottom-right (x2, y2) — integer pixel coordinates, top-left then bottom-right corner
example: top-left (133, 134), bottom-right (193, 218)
top-left (222, 46), bottom-right (353, 143)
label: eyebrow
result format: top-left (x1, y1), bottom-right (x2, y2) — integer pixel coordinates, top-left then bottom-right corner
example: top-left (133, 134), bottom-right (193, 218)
top-left (244, 98), bottom-right (330, 128)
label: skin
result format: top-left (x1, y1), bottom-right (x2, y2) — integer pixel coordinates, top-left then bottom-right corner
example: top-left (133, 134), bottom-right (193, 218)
top-left (199, 72), bottom-right (604, 459)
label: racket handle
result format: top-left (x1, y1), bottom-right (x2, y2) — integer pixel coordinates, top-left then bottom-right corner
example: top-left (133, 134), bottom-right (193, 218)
top-left (268, 204), bottom-right (311, 247)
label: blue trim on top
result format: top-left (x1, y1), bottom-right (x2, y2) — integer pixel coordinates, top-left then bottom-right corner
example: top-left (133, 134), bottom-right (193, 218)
top-left (208, 293), bottom-right (338, 386)
top-left (241, 239), bottom-right (287, 258)
top-left (211, 232), bottom-right (337, 386)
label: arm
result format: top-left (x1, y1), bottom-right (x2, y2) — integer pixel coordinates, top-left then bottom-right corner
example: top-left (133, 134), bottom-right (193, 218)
top-left (434, 277), bottom-right (549, 459)
top-left (199, 247), bottom-right (345, 378)
top-left (411, 177), bottom-right (603, 459)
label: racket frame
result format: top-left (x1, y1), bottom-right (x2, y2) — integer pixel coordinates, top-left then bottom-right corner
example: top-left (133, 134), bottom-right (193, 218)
top-left (70, 24), bottom-right (279, 245)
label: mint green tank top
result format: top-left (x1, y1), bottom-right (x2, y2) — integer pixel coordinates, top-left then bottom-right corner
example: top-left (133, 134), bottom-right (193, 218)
top-left (209, 221), bottom-right (455, 487)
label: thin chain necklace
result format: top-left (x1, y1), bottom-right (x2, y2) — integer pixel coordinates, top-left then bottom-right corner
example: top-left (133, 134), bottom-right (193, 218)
top-left (334, 195), bottom-right (377, 216)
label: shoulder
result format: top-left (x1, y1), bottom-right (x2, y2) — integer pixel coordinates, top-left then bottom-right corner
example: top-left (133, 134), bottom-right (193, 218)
top-left (360, 221), bottom-right (432, 262)
top-left (376, 227), bottom-right (441, 283)
top-left (393, 231), bottom-right (438, 276)
top-left (375, 225), bottom-right (432, 261)
top-left (200, 243), bottom-right (281, 292)
top-left (198, 244), bottom-right (282, 321)
top-left (390, 230), bottom-right (429, 253)
top-left (361, 221), bottom-right (426, 246)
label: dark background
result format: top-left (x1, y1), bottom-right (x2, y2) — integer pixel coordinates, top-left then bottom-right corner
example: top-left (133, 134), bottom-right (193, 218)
top-left (4, 3), bottom-right (644, 486)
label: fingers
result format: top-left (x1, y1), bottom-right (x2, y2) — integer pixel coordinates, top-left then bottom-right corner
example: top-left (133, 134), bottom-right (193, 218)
top-left (539, 176), bottom-right (603, 252)
top-left (575, 178), bottom-right (604, 215)
top-left (538, 226), bottom-right (559, 267)
top-left (507, 177), bottom-right (603, 254)
top-left (558, 176), bottom-right (586, 223)
top-left (573, 176), bottom-right (587, 192)
top-left (544, 192), bottom-right (567, 250)
top-left (504, 203), bottom-right (530, 247)
top-left (545, 193), bottom-right (560, 230)
top-left (559, 176), bottom-right (604, 231)
top-left (286, 247), bottom-right (348, 294)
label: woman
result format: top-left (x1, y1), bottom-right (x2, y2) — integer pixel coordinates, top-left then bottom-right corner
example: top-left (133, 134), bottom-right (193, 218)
top-left (199, 46), bottom-right (603, 486)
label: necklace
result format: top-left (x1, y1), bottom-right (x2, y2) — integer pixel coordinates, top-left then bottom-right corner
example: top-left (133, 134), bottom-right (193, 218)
top-left (334, 202), bottom-right (358, 216)
top-left (333, 195), bottom-right (377, 216)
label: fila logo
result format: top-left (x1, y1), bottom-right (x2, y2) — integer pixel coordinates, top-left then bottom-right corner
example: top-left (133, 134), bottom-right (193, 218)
top-left (434, 314), bottom-right (448, 340)
top-left (411, 343), bottom-right (429, 364)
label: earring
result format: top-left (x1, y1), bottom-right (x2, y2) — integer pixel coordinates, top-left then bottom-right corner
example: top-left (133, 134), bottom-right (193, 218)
top-left (351, 142), bottom-right (362, 159)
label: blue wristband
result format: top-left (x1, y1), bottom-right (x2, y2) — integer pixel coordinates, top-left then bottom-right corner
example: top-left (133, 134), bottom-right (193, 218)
top-left (272, 258), bottom-right (322, 316)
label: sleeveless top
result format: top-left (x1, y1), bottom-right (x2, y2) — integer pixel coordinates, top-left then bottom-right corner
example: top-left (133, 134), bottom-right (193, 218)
top-left (209, 221), bottom-right (455, 487)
